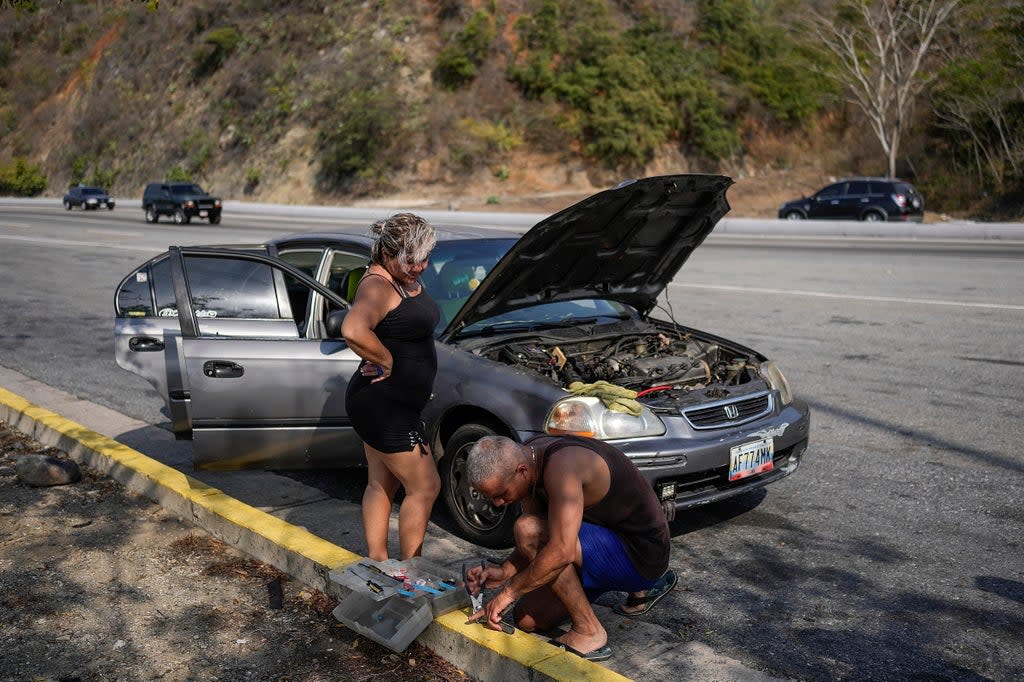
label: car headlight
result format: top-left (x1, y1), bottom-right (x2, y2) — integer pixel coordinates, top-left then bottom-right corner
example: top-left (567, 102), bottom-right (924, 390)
top-left (544, 396), bottom-right (666, 440)
top-left (759, 361), bottom-right (793, 406)
top-left (184, 200), bottom-right (196, 209)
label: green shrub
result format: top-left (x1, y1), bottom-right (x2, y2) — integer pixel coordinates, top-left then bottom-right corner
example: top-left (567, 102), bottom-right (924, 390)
top-left (167, 166), bottom-right (191, 182)
top-left (0, 157), bottom-right (47, 196)
top-left (507, 1), bottom-right (675, 166)
top-left (433, 9), bottom-right (496, 89)
top-left (192, 26), bottom-right (241, 81)
top-left (316, 85), bottom-right (407, 193)
top-left (88, 167), bottom-right (117, 190)
top-left (695, 0), bottom-right (831, 124)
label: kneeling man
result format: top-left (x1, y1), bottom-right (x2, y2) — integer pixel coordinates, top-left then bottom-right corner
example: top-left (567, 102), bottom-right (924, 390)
top-left (465, 435), bottom-right (676, 661)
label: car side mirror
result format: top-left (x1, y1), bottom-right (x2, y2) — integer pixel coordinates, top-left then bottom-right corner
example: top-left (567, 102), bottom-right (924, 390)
top-left (325, 309), bottom-right (347, 339)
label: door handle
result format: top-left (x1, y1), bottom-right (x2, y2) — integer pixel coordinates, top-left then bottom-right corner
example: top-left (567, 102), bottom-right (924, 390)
top-left (129, 336), bottom-right (165, 352)
top-left (203, 361), bottom-right (244, 378)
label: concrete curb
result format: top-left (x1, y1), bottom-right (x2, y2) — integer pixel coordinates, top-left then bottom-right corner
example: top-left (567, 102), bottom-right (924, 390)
top-left (0, 386), bottom-right (629, 682)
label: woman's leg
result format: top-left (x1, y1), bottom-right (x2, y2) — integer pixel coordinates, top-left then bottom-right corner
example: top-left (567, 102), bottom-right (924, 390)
top-left (380, 444), bottom-right (441, 560)
top-left (362, 443), bottom-right (400, 561)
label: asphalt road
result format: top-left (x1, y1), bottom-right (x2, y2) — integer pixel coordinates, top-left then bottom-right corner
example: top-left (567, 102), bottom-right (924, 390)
top-left (2, 204), bottom-right (1022, 681)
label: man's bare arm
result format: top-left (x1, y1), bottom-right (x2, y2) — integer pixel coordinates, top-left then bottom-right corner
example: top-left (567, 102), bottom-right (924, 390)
top-left (501, 452), bottom-right (587, 599)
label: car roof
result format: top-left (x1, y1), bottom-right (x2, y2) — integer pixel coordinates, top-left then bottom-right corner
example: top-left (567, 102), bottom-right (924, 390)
top-left (270, 223), bottom-right (519, 250)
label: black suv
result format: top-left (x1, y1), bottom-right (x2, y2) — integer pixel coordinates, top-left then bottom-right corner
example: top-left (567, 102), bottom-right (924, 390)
top-left (142, 182), bottom-right (222, 224)
top-left (63, 185), bottom-right (115, 210)
top-left (778, 178), bottom-right (924, 222)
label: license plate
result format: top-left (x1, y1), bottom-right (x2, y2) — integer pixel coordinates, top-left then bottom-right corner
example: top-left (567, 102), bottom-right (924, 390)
top-left (728, 437), bottom-right (774, 481)
top-left (199, 210), bottom-right (208, 217)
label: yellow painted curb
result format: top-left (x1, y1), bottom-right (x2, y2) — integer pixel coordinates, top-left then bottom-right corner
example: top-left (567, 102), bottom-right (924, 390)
top-left (435, 610), bottom-right (631, 681)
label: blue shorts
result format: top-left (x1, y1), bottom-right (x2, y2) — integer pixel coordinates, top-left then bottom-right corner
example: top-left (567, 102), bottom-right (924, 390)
top-left (578, 522), bottom-right (658, 602)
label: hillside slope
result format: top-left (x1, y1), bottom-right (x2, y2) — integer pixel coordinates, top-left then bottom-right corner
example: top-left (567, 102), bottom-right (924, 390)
top-left (0, 1), bottom-right (973, 219)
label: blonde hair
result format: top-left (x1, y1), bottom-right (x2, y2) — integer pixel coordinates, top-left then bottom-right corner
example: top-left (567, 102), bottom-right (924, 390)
top-left (369, 213), bottom-right (436, 265)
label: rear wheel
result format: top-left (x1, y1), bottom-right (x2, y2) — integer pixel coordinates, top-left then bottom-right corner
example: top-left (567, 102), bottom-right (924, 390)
top-left (63, 200), bottom-right (72, 210)
top-left (440, 423), bottom-right (517, 548)
top-left (862, 210), bottom-right (885, 222)
top-left (145, 206), bottom-right (158, 223)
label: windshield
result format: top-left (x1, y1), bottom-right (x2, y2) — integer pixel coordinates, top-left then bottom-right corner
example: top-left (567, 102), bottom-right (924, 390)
top-left (170, 183), bottom-right (205, 195)
top-left (82, 188), bottom-right (105, 195)
top-left (423, 238), bottom-right (635, 335)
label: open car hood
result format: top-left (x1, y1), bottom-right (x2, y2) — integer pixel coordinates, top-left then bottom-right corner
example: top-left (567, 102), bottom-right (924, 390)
top-left (444, 174), bottom-right (733, 335)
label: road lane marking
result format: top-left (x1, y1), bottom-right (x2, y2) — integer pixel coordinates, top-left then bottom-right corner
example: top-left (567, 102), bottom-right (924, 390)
top-left (673, 282), bottom-right (1024, 311)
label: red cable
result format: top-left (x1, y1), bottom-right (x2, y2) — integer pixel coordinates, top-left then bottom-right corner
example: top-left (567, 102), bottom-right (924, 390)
top-left (636, 385), bottom-right (672, 398)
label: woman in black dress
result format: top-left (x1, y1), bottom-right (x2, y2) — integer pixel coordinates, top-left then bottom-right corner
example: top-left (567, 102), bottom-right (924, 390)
top-left (341, 213), bottom-right (441, 561)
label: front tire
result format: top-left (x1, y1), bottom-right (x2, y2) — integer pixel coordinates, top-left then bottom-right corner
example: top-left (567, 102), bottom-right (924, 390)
top-left (784, 210), bottom-right (805, 220)
top-left (440, 423), bottom-right (517, 548)
top-left (208, 214), bottom-right (221, 225)
top-left (173, 208), bottom-right (190, 225)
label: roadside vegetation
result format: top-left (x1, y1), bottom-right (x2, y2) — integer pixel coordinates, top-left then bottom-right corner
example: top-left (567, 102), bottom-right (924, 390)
top-left (0, 0), bottom-right (1020, 219)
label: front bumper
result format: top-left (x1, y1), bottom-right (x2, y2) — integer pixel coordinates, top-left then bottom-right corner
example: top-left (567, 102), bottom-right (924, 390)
top-left (618, 399), bottom-right (811, 519)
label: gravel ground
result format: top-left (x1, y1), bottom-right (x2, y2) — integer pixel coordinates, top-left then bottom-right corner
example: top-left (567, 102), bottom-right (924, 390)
top-left (0, 421), bottom-right (469, 682)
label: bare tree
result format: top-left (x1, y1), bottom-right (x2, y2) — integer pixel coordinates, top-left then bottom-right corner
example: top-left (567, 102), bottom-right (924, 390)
top-left (813, 0), bottom-right (961, 177)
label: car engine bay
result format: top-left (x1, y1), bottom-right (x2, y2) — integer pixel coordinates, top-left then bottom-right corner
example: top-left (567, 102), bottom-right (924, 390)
top-left (476, 320), bottom-right (769, 409)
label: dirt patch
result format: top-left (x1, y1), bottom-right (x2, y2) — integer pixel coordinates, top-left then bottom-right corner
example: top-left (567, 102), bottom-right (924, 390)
top-left (0, 422), bottom-right (468, 682)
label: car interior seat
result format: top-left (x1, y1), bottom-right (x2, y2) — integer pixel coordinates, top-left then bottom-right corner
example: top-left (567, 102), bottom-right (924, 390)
top-left (438, 259), bottom-right (483, 300)
top-left (340, 265), bottom-right (367, 303)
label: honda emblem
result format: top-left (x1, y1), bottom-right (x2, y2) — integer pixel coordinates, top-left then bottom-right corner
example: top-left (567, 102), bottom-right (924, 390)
top-left (724, 404), bottom-right (739, 419)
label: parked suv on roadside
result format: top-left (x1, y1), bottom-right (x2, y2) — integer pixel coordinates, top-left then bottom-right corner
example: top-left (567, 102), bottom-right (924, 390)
top-left (142, 182), bottom-right (222, 224)
top-left (778, 177), bottom-right (924, 222)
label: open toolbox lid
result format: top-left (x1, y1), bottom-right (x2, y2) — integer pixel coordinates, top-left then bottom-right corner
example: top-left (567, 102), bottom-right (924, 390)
top-left (329, 557), bottom-right (471, 652)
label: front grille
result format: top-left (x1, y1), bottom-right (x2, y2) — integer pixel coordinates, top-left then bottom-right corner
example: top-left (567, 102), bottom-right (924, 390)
top-left (682, 391), bottom-right (772, 430)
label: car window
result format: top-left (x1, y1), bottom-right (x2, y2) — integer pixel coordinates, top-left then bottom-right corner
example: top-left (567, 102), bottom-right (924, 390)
top-left (115, 264), bottom-right (156, 317)
top-left (278, 249), bottom-right (324, 278)
top-left (846, 181), bottom-right (870, 196)
top-left (170, 183), bottom-right (204, 195)
top-left (182, 255), bottom-right (283, 319)
top-left (426, 239), bottom-right (515, 331)
top-left (461, 299), bottom-right (633, 335)
top-left (83, 188), bottom-right (104, 195)
top-left (815, 183), bottom-right (844, 199)
top-left (325, 250), bottom-right (371, 298)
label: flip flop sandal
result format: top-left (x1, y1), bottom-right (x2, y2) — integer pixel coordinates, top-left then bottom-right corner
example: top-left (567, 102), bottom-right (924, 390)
top-left (612, 568), bottom-right (678, 617)
top-left (549, 639), bottom-right (613, 662)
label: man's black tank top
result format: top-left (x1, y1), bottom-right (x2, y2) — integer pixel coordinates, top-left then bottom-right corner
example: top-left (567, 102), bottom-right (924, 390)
top-left (527, 435), bottom-right (670, 580)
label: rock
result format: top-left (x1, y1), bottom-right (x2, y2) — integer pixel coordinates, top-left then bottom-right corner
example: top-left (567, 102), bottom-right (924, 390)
top-left (15, 453), bottom-right (82, 486)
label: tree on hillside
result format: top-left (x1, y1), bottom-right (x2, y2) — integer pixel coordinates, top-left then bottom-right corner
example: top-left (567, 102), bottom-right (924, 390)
top-left (929, 2), bottom-right (1024, 192)
top-left (813, 0), bottom-right (962, 178)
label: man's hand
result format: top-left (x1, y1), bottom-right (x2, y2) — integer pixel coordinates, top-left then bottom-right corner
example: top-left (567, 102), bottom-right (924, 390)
top-left (467, 586), bottom-right (516, 633)
top-left (465, 561), bottom-right (505, 596)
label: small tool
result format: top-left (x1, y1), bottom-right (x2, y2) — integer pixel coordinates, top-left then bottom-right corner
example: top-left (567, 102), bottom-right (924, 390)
top-left (462, 560), bottom-right (515, 634)
top-left (462, 561), bottom-right (484, 613)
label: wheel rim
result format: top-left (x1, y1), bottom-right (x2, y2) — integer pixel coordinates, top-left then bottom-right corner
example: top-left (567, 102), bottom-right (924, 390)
top-left (446, 443), bottom-right (507, 534)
